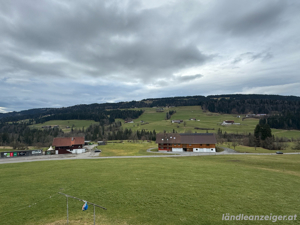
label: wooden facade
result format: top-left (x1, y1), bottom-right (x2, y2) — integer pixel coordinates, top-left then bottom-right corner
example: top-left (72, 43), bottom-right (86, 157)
top-left (156, 133), bottom-right (217, 152)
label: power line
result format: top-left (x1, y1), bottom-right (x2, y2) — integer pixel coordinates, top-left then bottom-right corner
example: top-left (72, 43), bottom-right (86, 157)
top-left (0, 193), bottom-right (59, 217)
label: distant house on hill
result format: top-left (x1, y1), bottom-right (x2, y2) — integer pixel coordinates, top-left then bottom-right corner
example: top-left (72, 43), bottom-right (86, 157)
top-left (52, 137), bottom-right (85, 154)
top-left (42, 125), bottom-right (52, 129)
top-left (125, 120), bottom-right (134, 123)
top-left (221, 120), bottom-right (234, 125)
top-left (246, 114), bottom-right (267, 118)
top-left (156, 108), bottom-right (164, 112)
top-left (156, 133), bottom-right (217, 152)
top-left (172, 120), bottom-right (183, 124)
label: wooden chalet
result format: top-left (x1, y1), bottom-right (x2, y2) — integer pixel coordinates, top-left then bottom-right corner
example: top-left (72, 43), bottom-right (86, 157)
top-left (52, 137), bottom-right (85, 154)
top-left (156, 133), bottom-right (217, 153)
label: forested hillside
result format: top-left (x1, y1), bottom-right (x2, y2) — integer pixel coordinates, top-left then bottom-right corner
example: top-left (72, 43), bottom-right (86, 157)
top-left (2, 94), bottom-right (300, 122)
top-left (1, 94), bottom-right (300, 148)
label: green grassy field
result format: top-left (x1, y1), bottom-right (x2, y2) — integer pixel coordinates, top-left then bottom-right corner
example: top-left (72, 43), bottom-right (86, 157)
top-left (1, 155), bottom-right (300, 224)
top-left (117, 106), bottom-right (300, 139)
top-left (0, 146), bottom-right (45, 153)
top-left (29, 120), bottom-right (98, 132)
top-left (97, 141), bottom-right (159, 156)
top-left (26, 106), bottom-right (300, 139)
top-left (219, 143), bottom-right (300, 153)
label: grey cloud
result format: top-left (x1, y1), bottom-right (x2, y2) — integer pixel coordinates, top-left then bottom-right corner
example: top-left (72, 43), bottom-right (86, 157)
top-left (232, 51), bottom-right (273, 64)
top-left (177, 74), bottom-right (203, 82)
top-left (0, 0), bottom-right (213, 84)
top-left (222, 1), bottom-right (286, 36)
top-left (0, 0), bottom-right (300, 111)
top-left (153, 74), bottom-right (203, 87)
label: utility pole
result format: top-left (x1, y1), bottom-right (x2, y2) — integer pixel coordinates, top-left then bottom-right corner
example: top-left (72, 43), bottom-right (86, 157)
top-left (58, 192), bottom-right (107, 225)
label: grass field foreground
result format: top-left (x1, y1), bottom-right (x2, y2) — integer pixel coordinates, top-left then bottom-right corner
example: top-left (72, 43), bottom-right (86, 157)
top-left (220, 142), bottom-right (300, 153)
top-left (1, 155), bottom-right (300, 224)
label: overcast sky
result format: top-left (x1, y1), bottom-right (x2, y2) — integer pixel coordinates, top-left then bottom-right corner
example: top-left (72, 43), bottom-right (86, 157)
top-left (0, 0), bottom-right (300, 112)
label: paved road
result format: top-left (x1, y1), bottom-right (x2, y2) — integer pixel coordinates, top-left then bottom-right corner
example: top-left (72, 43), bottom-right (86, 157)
top-left (0, 146), bottom-right (299, 165)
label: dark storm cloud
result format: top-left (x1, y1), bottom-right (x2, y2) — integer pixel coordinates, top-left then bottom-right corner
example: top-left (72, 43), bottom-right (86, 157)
top-left (0, 0), bottom-right (212, 84)
top-left (219, 1), bottom-right (286, 36)
top-left (0, 0), bottom-right (300, 112)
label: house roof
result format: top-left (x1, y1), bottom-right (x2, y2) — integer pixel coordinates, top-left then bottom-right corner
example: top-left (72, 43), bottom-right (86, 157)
top-left (180, 133), bottom-right (217, 144)
top-left (156, 133), bottom-right (181, 144)
top-left (156, 133), bottom-right (216, 144)
top-left (52, 137), bottom-right (85, 147)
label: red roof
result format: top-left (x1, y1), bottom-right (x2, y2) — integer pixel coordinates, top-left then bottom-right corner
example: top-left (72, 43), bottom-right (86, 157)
top-left (52, 137), bottom-right (85, 147)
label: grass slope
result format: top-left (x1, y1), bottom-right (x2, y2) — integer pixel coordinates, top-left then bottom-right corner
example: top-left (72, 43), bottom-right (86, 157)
top-left (118, 106), bottom-right (300, 139)
top-left (30, 120), bottom-right (98, 132)
top-left (1, 156), bottom-right (300, 224)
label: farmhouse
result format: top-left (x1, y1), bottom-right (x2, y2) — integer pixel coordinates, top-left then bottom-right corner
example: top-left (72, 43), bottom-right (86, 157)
top-left (172, 120), bottom-right (183, 124)
top-left (221, 120), bottom-right (234, 125)
top-left (125, 120), bottom-right (134, 123)
top-left (52, 136), bottom-right (85, 154)
top-left (156, 133), bottom-right (217, 152)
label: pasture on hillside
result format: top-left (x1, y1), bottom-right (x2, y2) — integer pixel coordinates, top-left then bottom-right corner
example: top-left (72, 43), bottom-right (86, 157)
top-left (1, 155), bottom-right (300, 224)
top-left (117, 106), bottom-right (300, 139)
top-left (29, 120), bottom-right (98, 132)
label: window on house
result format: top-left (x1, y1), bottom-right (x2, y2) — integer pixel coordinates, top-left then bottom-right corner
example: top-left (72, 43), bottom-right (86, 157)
top-left (206, 144), bottom-right (209, 146)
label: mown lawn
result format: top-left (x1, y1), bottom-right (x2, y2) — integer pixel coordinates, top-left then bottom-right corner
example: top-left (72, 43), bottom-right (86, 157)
top-left (220, 143), bottom-right (300, 153)
top-left (97, 141), bottom-right (159, 156)
top-left (0, 155), bottom-right (300, 224)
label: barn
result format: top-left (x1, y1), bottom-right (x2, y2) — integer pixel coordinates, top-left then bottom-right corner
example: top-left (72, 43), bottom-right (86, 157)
top-left (156, 133), bottom-right (217, 153)
top-left (52, 137), bottom-right (85, 154)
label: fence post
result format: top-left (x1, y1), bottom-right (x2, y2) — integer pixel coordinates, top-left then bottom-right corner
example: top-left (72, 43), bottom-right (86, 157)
top-left (94, 204), bottom-right (96, 225)
top-left (67, 197), bottom-right (69, 224)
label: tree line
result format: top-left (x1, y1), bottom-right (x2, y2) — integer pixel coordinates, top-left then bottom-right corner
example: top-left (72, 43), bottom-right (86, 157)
top-left (0, 120), bottom-right (157, 149)
top-left (259, 111), bottom-right (300, 130)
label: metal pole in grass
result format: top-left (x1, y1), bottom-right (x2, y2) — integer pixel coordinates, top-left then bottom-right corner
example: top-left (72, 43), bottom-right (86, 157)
top-left (58, 192), bottom-right (107, 225)
top-left (67, 197), bottom-right (69, 224)
top-left (94, 205), bottom-right (96, 225)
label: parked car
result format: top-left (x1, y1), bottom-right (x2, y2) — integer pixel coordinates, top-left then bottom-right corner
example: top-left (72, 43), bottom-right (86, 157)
top-left (276, 151), bottom-right (283, 154)
top-left (94, 149), bottom-right (101, 153)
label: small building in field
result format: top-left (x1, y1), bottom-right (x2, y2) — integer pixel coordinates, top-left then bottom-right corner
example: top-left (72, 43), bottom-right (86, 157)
top-left (97, 141), bottom-right (106, 145)
top-left (125, 120), bottom-right (134, 123)
top-left (172, 120), bottom-right (183, 124)
top-left (42, 125), bottom-right (52, 129)
top-left (156, 133), bottom-right (217, 153)
top-left (221, 120), bottom-right (234, 125)
top-left (84, 140), bottom-right (91, 145)
top-left (52, 137), bottom-right (85, 154)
